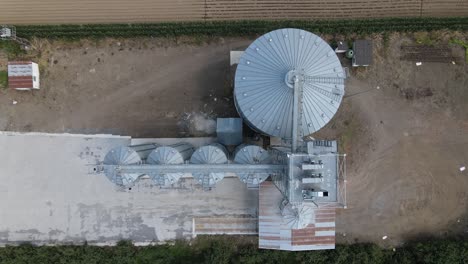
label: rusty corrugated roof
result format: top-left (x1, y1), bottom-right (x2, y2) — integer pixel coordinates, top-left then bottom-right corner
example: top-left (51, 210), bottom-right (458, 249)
top-left (259, 181), bottom-right (336, 251)
top-left (8, 76), bottom-right (33, 89)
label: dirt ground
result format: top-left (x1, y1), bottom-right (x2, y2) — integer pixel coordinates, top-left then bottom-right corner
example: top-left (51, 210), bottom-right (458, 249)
top-left (1, 31), bottom-right (467, 246)
top-left (0, 37), bottom-right (249, 137)
top-left (316, 31), bottom-right (468, 245)
top-left (1, 0), bottom-right (467, 24)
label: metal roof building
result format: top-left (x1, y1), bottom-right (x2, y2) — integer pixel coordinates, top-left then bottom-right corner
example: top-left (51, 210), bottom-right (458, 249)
top-left (353, 40), bottom-right (373, 67)
top-left (234, 28), bottom-right (345, 139)
top-left (8, 61), bottom-right (40, 90)
top-left (259, 181), bottom-right (337, 250)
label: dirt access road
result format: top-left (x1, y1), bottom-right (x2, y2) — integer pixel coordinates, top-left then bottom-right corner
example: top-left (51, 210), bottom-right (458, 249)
top-left (0, 32), bottom-right (467, 245)
top-left (316, 32), bottom-right (468, 245)
top-left (1, 0), bottom-right (468, 24)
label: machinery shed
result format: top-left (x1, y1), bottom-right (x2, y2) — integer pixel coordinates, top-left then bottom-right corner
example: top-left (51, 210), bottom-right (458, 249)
top-left (8, 61), bottom-right (40, 90)
top-left (352, 40), bottom-right (373, 66)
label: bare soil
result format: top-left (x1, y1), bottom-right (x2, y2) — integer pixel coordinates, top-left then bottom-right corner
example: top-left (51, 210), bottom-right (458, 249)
top-left (0, 37), bottom-right (249, 137)
top-left (0, 31), bottom-right (467, 245)
top-left (318, 31), bottom-right (468, 246)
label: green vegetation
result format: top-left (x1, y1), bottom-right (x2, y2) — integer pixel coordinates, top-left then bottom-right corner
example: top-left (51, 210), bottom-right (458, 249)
top-left (338, 116), bottom-right (360, 154)
top-left (0, 41), bottom-right (24, 59)
top-left (0, 71), bottom-right (7, 88)
top-left (451, 39), bottom-right (468, 63)
top-left (14, 17), bottom-right (468, 40)
top-left (414, 32), bottom-right (439, 46)
top-left (0, 236), bottom-right (466, 264)
top-left (382, 31), bottom-right (390, 50)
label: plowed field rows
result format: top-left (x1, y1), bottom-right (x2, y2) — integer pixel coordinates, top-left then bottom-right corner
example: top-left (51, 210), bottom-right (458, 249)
top-left (1, 0), bottom-right (467, 24)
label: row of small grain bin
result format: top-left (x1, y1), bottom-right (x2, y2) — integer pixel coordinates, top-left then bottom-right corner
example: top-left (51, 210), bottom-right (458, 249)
top-left (103, 142), bottom-right (271, 188)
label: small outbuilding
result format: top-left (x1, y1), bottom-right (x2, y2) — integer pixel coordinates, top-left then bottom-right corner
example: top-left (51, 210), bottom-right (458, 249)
top-left (216, 118), bottom-right (242, 146)
top-left (335, 41), bottom-right (349, 53)
top-left (8, 61), bottom-right (40, 90)
top-left (352, 40), bottom-right (373, 67)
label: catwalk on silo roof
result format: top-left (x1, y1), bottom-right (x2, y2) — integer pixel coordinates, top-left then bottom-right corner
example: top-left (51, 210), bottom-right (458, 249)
top-left (234, 28), bottom-right (346, 139)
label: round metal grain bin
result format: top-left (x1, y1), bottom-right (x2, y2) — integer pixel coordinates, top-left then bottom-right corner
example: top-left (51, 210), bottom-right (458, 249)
top-left (147, 143), bottom-right (194, 187)
top-left (234, 28), bottom-right (345, 138)
top-left (103, 146), bottom-right (143, 187)
top-left (190, 143), bottom-right (228, 188)
top-left (233, 144), bottom-right (271, 186)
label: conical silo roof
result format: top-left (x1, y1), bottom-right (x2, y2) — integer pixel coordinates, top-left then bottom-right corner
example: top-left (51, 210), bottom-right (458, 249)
top-left (103, 146), bottom-right (143, 187)
top-left (190, 143), bottom-right (228, 188)
top-left (234, 144), bottom-right (271, 186)
top-left (104, 146), bottom-right (142, 165)
top-left (234, 144), bottom-right (271, 164)
top-left (147, 146), bottom-right (185, 187)
top-left (147, 146), bottom-right (186, 164)
top-left (281, 201), bottom-right (315, 229)
top-left (234, 28), bottom-right (345, 138)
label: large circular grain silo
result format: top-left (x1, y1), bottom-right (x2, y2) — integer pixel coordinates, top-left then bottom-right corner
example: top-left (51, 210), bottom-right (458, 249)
top-left (103, 146), bottom-right (144, 187)
top-left (234, 28), bottom-right (345, 139)
top-left (147, 143), bottom-right (194, 187)
top-left (233, 144), bottom-right (271, 187)
top-left (190, 143), bottom-right (228, 188)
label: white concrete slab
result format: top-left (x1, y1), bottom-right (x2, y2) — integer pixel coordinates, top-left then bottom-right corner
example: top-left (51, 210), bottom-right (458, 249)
top-left (0, 132), bottom-right (258, 245)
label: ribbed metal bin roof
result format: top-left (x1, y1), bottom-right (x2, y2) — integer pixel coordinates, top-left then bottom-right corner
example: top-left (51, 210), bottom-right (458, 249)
top-left (147, 146), bottom-right (185, 164)
top-left (281, 200), bottom-right (315, 229)
top-left (147, 146), bottom-right (185, 186)
top-left (104, 146), bottom-right (142, 165)
top-left (234, 144), bottom-right (271, 164)
top-left (103, 146), bottom-right (142, 187)
top-left (234, 28), bottom-right (345, 138)
top-left (190, 143), bottom-right (228, 188)
top-left (234, 144), bottom-right (271, 186)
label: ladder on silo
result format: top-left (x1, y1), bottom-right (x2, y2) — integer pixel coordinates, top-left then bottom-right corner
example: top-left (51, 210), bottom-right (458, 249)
top-left (304, 76), bottom-right (345, 85)
top-left (202, 175), bottom-right (211, 189)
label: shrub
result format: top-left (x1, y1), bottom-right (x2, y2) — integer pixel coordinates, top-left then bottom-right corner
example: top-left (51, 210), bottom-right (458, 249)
top-left (2, 236), bottom-right (466, 264)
